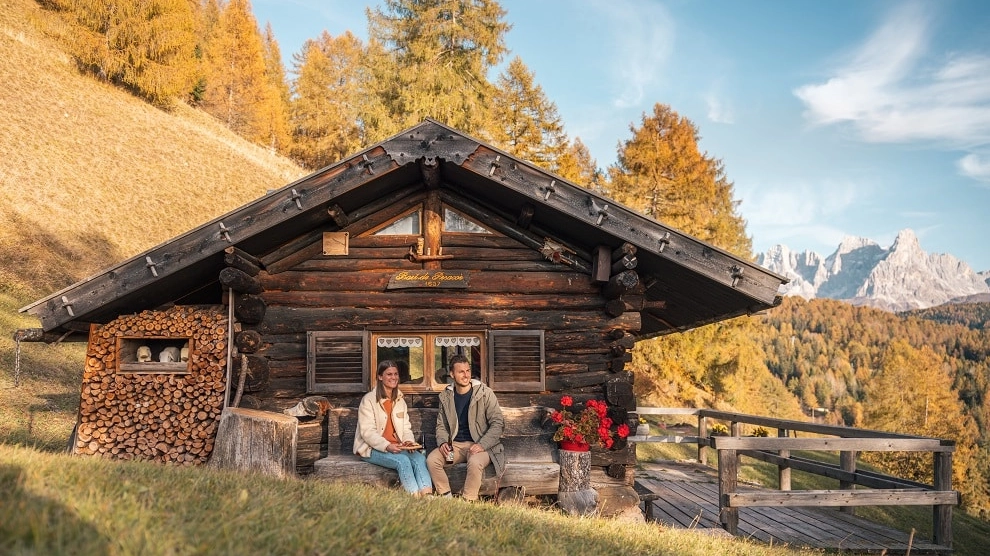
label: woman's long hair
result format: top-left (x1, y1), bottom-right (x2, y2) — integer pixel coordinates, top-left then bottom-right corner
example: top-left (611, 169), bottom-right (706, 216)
top-left (375, 360), bottom-right (399, 402)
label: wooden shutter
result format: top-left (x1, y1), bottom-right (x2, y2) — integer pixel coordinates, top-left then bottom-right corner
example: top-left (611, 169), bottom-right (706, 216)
top-left (307, 331), bottom-right (368, 393)
top-left (488, 330), bottom-right (544, 392)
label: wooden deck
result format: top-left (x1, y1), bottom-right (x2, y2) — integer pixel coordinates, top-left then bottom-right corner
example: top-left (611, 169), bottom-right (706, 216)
top-left (635, 462), bottom-right (950, 555)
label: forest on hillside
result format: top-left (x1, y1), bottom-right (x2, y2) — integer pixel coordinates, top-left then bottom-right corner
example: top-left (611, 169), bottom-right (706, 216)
top-left (18, 0), bottom-right (990, 519)
top-left (755, 297), bottom-right (990, 516)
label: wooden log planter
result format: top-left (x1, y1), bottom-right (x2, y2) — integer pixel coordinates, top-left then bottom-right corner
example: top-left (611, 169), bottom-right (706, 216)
top-left (73, 305), bottom-right (228, 465)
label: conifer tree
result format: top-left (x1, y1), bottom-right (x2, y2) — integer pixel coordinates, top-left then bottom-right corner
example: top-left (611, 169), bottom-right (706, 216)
top-left (490, 57), bottom-right (566, 172)
top-left (43, 0), bottom-right (197, 107)
top-left (612, 104), bottom-right (768, 414)
top-left (200, 0), bottom-right (272, 143)
top-left (188, 0), bottom-right (221, 104)
top-left (365, 0), bottom-right (510, 138)
top-left (862, 340), bottom-right (979, 492)
top-left (289, 31), bottom-right (366, 170)
top-left (609, 103), bottom-right (751, 255)
top-left (260, 23), bottom-right (291, 154)
top-left (556, 137), bottom-right (602, 189)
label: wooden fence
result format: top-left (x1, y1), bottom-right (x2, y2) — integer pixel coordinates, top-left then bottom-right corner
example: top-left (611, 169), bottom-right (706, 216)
top-left (633, 408), bottom-right (958, 548)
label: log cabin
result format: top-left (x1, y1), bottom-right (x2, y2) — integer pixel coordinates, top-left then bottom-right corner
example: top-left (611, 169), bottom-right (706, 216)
top-left (17, 119), bottom-right (787, 513)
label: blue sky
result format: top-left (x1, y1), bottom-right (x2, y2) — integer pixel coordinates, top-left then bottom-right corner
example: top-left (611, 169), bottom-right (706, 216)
top-left (252, 0), bottom-right (990, 272)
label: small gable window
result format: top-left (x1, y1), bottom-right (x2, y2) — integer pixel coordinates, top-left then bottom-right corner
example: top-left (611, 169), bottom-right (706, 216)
top-left (374, 210), bottom-right (421, 235)
top-left (443, 208), bottom-right (490, 234)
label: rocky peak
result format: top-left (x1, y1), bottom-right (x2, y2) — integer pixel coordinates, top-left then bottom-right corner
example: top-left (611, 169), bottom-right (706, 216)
top-left (758, 229), bottom-right (990, 311)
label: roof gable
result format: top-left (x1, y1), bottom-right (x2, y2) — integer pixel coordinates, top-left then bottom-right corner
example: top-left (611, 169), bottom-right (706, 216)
top-left (22, 119), bottom-right (786, 338)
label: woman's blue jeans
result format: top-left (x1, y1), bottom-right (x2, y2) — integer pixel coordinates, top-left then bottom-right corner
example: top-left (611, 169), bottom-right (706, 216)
top-left (364, 449), bottom-right (432, 494)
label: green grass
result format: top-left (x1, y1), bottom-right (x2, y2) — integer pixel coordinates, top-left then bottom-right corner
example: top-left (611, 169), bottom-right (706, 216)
top-left (0, 442), bottom-right (820, 556)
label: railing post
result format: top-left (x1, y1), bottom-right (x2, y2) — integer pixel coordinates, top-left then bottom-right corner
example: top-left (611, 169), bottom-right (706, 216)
top-left (840, 450), bottom-right (856, 515)
top-left (716, 441), bottom-right (738, 535)
top-left (697, 414), bottom-right (708, 465)
top-left (934, 448), bottom-right (953, 548)
top-left (777, 428), bottom-right (790, 491)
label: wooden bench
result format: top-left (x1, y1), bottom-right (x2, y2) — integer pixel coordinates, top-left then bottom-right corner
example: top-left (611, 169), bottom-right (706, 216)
top-left (312, 406), bottom-right (560, 497)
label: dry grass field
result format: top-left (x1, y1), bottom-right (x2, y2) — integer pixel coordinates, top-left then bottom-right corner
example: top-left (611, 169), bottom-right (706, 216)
top-left (0, 0), bottom-right (305, 300)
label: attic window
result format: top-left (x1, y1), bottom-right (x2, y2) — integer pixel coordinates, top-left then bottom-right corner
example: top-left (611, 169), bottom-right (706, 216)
top-left (443, 208), bottom-right (490, 234)
top-left (373, 210), bottom-right (421, 235)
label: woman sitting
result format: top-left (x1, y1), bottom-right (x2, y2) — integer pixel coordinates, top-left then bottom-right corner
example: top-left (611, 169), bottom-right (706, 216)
top-left (354, 360), bottom-right (433, 496)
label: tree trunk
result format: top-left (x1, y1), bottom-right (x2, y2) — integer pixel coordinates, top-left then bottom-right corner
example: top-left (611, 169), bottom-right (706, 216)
top-left (558, 449), bottom-right (597, 516)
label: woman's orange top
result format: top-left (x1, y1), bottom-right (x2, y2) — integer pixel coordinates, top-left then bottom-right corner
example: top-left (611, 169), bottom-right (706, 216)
top-left (381, 398), bottom-right (399, 444)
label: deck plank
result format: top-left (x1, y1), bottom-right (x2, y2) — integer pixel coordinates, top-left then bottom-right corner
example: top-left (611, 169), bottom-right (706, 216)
top-left (634, 464), bottom-right (950, 555)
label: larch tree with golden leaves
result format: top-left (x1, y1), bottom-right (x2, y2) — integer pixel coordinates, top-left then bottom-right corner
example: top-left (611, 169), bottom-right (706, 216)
top-left (608, 104), bottom-right (791, 417)
top-left (365, 0), bottom-right (510, 138)
top-left (609, 103), bottom-right (751, 255)
top-left (289, 31), bottom-right (367, 170)
top-left (556, 137), bottom-right (602, 190)
top-left (260, 22), bottom-right (291, 154)
top-left (200, 0), bottom-right (273, 144)
top-left (862, 340), bottom-right (981, 505)
top-left (42, 0), bottom-right (197, 107)
top-left (490, 56), bottom-right (567, 173)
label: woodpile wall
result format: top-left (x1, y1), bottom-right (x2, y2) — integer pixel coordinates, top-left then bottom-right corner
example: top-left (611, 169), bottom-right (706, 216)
top-left (75, 305), bottom-right (228, 464)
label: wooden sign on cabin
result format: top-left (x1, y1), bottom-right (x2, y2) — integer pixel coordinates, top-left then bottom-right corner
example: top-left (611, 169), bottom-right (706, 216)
top-left (386, 270), bottom-right (469, 290)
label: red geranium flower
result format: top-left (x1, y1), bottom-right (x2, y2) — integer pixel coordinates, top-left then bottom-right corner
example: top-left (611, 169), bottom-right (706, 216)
top-left (549, 396), bottom-right (627, 449)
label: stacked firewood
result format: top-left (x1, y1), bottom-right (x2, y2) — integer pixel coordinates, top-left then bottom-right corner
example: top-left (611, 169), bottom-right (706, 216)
top-left (75, 306), bottom-right (228, 465)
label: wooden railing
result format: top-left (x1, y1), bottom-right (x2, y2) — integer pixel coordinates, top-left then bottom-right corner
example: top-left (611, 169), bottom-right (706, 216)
top-left (633, 407), bottom-right (958, 548)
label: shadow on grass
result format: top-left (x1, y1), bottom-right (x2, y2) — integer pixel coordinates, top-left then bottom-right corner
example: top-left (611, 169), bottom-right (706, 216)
top-left (0, 463), bottom-right (109, 554)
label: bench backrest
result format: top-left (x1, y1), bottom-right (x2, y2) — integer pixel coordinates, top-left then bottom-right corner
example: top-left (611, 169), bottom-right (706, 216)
top-left (327, 405), bottom-right (557, 462)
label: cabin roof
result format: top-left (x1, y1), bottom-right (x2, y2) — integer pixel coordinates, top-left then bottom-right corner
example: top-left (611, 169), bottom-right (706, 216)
top-left (21, 119), bottom-right (787, 339)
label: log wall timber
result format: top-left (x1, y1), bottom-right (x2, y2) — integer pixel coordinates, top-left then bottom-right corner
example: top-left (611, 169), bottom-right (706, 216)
top-left (76, 306), bottom-right (227, 464)
top-left (219, 195), bottom-right (639, 509)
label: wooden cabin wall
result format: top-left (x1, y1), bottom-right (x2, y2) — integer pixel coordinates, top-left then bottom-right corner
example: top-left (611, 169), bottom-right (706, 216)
top-left (231, 204), bottom-right (639, 474)
top-left (75, 305), bottom-right (228, 464)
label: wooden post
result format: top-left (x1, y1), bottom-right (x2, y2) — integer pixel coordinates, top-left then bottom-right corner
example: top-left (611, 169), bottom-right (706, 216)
top-left (698, 415), bottom-right (708, 465)
top-left (840, 450), bottom-right (856, 514)
top-left (778, 428), bottom-right (791, 491)
top-left (424, 190), bottom-right (442, 271)
top-left (934, 449), bottom-right (953, 548)
top-left (717, 445), bottom-right (739, 535)
top-left (591, 245), bottom-right (611, 284)
top-left (557, 449), bottom-right (597, 516)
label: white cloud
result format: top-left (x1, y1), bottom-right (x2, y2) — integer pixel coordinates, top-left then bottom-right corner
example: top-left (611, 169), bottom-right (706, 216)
top-left (793, 1), bottom-right (990, 162)
top-left (705, 92), bottom-right (734, 124)
top-left (740, 180), bottom-right (863, 251)
top-left (958, 153), bottom-right (990, 184)
top-left (588, 0), bottom-right (675, 109)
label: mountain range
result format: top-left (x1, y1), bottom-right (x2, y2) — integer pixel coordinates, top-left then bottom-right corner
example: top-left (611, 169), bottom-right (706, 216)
top-left (757, 229), bottom-right (990, 312)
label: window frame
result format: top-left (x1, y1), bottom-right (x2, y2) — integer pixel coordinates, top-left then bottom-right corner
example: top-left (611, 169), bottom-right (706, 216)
top-left (370, 330), bottom-right (486, 393)
top-left (306, 329), bottom-right (546, 394)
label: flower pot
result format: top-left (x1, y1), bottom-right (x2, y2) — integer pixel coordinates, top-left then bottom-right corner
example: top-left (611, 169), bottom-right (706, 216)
top-left (636, 424), bottom-right (650, 437)
top-left (559, 439), bottom-right (591, 452)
